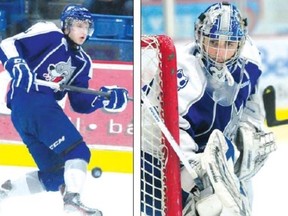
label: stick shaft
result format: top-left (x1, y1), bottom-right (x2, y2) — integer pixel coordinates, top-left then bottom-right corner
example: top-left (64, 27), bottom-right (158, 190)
top-left (35, 79), bottom-right (133, 101)
top-left (141, 92), bottom-right (198, 180)
top-left (61, 84), bottom-right (111, 98)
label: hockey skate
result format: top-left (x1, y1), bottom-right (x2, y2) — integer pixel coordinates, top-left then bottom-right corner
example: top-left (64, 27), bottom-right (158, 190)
top-left (60, 185), bottom-right (102, 216)
top-left (0, 180), bottom-right (12, 202)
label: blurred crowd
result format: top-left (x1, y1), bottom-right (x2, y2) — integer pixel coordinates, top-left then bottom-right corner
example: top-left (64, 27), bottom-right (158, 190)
top-left (0, 0), bottom-right (133, 38)
top-left (83, 0), bottom-right (133, 16)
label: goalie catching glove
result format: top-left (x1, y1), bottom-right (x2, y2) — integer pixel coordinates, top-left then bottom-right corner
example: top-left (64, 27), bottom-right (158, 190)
top-left (234, 122), bottom-right (276, 181)
top-left (92, 85), bottom-right (128, 113)
top-left (4, 57), bottom-right (35, 93)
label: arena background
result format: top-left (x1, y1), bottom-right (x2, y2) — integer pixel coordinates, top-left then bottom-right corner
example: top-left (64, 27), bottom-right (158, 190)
top-left (142, 0), bottom-right (288, 116)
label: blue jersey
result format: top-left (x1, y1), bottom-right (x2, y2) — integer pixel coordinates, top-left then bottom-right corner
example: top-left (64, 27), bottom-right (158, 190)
top-left (0, 21), bottom-right (101, 169)
top-left (177, 37), bottom-right (265, 154)
top-left (0, 21), bottom-right (97, 113)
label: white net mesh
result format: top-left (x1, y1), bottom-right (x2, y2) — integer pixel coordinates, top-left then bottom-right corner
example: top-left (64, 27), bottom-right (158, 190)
top-left (141, 35), bottom-right (181, 216)
top-left (141, 35), bottom-right (167, 216)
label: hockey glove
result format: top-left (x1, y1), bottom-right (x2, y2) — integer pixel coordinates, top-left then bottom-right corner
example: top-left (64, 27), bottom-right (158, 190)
top-left (234, 122), bottom-right (276, 181)
top-left (5, 57), bottom-right (34, 93)
top-left (100, 85), bottom-right (128, 113)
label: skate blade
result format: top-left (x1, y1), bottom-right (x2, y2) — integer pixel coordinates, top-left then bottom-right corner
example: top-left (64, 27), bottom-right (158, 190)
top-left (64, 204), bottom-right (102, 216)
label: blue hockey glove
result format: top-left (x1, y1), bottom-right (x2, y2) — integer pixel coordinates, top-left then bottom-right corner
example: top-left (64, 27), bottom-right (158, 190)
top-left (4, 57), bottom-right (34, 92)
top-left (100, 85), bottom-right (128, 112)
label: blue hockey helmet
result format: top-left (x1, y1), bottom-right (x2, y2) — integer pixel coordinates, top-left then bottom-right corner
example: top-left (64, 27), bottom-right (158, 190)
top-left (60, 4), bottom-right (94, 36)
top-left (194, 2), bottom-right (247, 68)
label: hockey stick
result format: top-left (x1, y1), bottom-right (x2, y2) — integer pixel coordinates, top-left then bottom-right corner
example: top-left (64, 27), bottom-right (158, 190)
top-left (141, 92), bottom-right (199, 183)
top-left (34, 79), bottom-right (133, 101)
top-left (262, 85), bottom-right (288, 127)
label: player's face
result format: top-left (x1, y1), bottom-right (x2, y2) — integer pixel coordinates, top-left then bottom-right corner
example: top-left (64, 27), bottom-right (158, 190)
top-left (67, 20), bottom-right (90, 45)
top-left (203, 37), bottom-right (239, 63)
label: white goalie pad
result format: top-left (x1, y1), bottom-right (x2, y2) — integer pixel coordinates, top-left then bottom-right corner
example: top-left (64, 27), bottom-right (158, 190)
top-left (235, 123), bottom-right (276, 181)
top-left (201, 129), bottom-right (251, 216)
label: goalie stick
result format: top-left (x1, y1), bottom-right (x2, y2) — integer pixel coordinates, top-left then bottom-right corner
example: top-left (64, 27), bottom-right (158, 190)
top-left (141, 92), bottom-right (201, 188)
top-left (34, 79), bottom-right (133, 101)
top-left (262, 85), bottom-right (288, 127)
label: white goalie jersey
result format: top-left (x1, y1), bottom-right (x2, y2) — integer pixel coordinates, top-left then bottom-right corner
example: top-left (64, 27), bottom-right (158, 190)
top-left (176, 37), bottom-right (265, 157)
top-left (178, 39), bottom-right (276, 215)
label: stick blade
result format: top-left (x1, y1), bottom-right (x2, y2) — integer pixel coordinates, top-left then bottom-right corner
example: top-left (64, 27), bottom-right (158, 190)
top-left (263, 85), bottom-right (276, 127)
top-left (263, 85), bottom-right (288, 127)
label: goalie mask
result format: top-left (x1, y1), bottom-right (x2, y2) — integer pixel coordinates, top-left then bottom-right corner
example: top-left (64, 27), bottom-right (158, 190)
top-left (194, 2), bottom-right (248, 106)
top-left (195, 2), bottom-right (247, 69)
top-left (61, 4), bottom-right (94, 37)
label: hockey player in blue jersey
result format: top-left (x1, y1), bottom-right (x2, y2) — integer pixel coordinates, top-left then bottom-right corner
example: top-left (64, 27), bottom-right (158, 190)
top-left (0, 4), bottom-right (129, 216)
top-left (176, 2), bottom-right (276, 216)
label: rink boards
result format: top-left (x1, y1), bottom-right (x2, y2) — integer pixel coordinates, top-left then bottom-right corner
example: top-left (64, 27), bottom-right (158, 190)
top-left (0, 143), bottom-right (132, 173)
top-left (0, 61), bottom-right (133, 173)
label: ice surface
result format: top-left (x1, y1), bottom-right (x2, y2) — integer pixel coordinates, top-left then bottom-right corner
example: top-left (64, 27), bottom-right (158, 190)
top-left (0, 166), bottom-right (133, 216)
top-left (252, 141), bottom-right (288, 215)
top-left (0, 136), bottom-right (286, 215)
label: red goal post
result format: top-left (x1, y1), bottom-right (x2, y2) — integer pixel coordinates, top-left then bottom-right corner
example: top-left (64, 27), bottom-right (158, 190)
top-left (141, 35), bottom-right (182, 216)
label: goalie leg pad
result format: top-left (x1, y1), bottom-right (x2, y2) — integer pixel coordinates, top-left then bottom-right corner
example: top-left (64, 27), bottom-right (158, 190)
top-left (196, 193), bottom-right (223, 216)
top-left (182, 191), bottom-right (197, 216)
top-left (202, 129), bottom-right (251, 216)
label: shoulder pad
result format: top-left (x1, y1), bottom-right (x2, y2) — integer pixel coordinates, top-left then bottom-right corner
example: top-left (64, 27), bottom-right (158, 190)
top-left (241, 36), bottom-right (262, 66)
top-left (25, 21), bottom-right (62, 35)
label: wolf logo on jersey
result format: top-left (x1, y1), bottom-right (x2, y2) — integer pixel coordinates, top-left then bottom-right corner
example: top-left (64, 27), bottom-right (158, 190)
top-left (44, 57), bottom-right (76, 84)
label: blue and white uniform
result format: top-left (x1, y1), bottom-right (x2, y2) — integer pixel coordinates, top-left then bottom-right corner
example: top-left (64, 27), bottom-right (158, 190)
top-left (1, 21), bottom-right (98, 112)
top-left (177, 37), bottom-right (265, 159)
top-left (178, 37), bottom-right (268, 214)
top-left (0, 21), bottom-right (106, 191)
top-left (176, 2), bottom-right (274, 215)
top-left (0, 5), bottom-right (128, 215)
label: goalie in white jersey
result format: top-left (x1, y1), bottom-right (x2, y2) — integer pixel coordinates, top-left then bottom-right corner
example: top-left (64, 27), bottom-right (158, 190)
top-left (178, 2), bottom-right (276, 216)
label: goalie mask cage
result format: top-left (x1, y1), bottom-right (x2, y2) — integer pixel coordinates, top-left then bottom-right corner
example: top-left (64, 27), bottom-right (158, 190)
top-left (141, 35), bottom-right (182, 216)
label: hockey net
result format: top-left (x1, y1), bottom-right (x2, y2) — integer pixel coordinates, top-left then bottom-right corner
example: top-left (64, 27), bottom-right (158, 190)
top-left (141, 35), bottom-right (182, 216)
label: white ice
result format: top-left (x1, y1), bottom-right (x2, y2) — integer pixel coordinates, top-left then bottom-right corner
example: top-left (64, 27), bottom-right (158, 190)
top-left (0, 166), bottom-right (133, 216)
top-left (252, 140), bottom-right (288, 215)
top-left (0, 143), bottom-right (287, 215)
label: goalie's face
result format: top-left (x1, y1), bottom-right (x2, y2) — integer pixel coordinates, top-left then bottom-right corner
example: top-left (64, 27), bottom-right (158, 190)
top-left (202, 37), bottom-right (239, 64)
